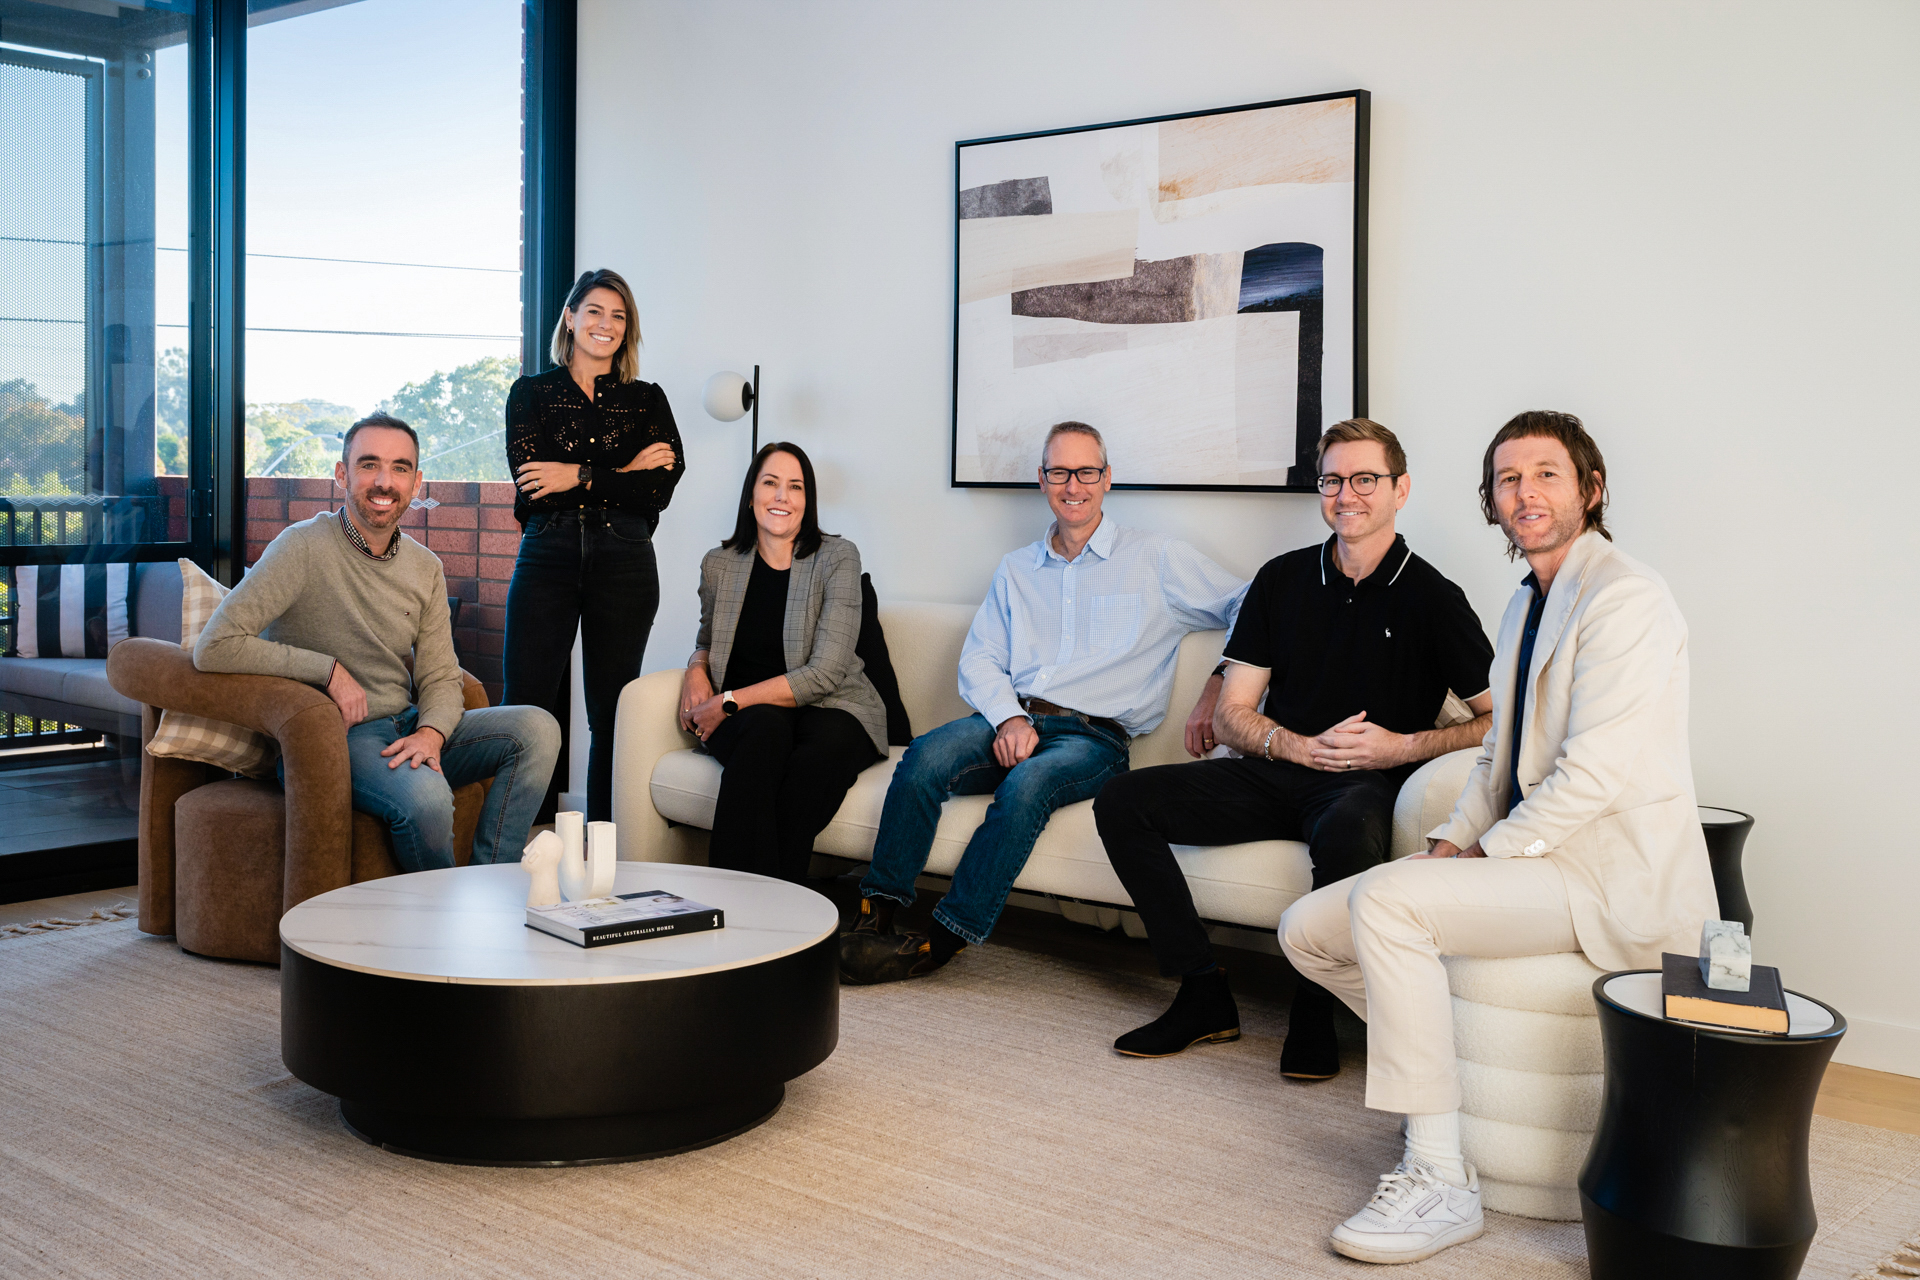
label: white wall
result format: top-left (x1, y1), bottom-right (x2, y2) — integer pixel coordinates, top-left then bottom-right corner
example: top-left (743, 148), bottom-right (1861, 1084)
top-left (577, 0), bottom-right (1920, 1074)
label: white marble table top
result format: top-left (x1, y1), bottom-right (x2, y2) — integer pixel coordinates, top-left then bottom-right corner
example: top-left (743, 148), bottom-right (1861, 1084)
top-left (281, 862), bottom-right (839, 987)
top-left (1601, 971), bottom-right (1837, 1038)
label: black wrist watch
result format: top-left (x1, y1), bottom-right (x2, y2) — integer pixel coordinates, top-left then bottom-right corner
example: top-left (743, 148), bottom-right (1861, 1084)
top-left (577, 462), bottom-right (594, 489)
top-left (721, 691), bottom-right (739, 716)
top-left (1211, 660), bottom-right (1229, 679)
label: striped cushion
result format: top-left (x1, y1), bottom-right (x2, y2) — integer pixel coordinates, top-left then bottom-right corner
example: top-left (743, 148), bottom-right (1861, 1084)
top-left (11, 565), bottom-right (130, 659)
top-left (145, 560), bottom-right (279, 778)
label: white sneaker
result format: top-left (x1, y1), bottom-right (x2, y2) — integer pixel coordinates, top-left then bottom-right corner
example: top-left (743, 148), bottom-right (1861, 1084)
top-left (1329, 1155), bottom-right (1484, 1264)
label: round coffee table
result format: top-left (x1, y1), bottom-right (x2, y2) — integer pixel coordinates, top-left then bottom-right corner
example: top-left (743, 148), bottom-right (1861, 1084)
top-left (280, 862), bottom-right (839, 1166)
top-left (1579, 971), bottom-right (1845, 1279)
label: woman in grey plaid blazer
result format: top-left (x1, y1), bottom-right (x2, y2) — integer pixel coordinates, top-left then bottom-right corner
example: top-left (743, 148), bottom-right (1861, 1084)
top-left (679, 442), bottom-right (886, 881)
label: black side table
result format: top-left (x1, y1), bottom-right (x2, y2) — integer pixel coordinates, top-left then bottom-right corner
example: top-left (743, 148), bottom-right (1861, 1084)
top-left (1580, 971), bottom-right (1845, 1279)
top-left (1699, 806), bottom-right (1756, 933)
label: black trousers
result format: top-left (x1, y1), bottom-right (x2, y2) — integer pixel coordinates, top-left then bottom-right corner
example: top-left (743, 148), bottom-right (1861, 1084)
top-left (1094, 756), bottom-right (1410, 977)
top-left (502, 510), bottom-right (660, 822)
top-left (702, 704), bottom-right (882, 883)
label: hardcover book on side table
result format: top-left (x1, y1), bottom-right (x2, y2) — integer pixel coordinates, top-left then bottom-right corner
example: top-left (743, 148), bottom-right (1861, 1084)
top-left (1661, 952), bottom-right (1789, 1035)
top-left (527, 891), bottom-right (724, 949)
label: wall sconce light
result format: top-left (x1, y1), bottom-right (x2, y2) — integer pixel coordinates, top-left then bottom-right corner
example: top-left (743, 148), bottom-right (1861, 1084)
top-left (702, 365), bottom-right (760, 453)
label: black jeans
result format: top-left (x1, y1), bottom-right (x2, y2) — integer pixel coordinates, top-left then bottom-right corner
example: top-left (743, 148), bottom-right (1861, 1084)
top-left (1095, 756), bottom-right (1410, 977)
top-left (702, 704), bottom-right (881, 883)
top-left (503, 509), bottom-right (660, 822)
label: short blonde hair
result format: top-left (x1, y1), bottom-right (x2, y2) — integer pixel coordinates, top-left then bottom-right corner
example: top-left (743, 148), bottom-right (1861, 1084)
top-left (549, 269), bottom-right (642, 382)
top-left (1315, 418), bottom-right (1406, 475)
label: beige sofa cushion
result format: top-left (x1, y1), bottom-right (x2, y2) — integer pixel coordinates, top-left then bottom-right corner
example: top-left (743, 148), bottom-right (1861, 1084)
top-left (652, 744), bottom-right (1320, 931)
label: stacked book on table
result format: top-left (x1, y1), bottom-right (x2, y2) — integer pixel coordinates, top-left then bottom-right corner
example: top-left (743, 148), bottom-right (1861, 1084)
top-left (527, 890), bottom-right (724, 949)
top-left (1661, 952), bottom-right (1789, 1035)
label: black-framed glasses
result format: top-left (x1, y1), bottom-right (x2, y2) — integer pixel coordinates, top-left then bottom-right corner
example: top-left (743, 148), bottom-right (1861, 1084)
top-left (1316, 471), bottom-right (1402, 496)
top-left (1040, 466), bottom-right (1109, 485)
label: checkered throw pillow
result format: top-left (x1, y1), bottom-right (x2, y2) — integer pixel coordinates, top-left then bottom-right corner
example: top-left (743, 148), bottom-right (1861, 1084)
top-left (145, 559), bottom-right (279, 778)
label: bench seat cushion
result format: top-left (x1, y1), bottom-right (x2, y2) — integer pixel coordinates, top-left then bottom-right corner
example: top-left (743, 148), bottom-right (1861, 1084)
top-left (650, 746), bottom-right (1318, 931)
top-left (0, 656), bottom-right (89, 702)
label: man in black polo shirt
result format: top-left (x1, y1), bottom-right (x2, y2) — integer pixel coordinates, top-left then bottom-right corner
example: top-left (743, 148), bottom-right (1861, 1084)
top-left (1094, 419), bottom-right (1494, 1078)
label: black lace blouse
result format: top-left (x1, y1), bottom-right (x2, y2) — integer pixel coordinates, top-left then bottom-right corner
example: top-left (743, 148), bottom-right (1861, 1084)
top-left (504, 365), bottom-right (686, 527)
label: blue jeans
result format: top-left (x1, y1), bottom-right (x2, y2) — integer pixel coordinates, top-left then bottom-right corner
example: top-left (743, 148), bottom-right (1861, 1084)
top-left (335, 704), bottom-right (562, 873)
top-left (860, 712), bottom-right (1130, 944)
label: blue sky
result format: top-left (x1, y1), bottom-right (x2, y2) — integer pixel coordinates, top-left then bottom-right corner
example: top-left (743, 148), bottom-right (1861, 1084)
top-left (152, 0), bottom-right (525, 414)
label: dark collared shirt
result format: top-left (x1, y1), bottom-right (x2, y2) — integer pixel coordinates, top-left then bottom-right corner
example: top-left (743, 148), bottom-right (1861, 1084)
top-left (1507, 572), bottom-right (1548, 814)
top-left (504, 365), bottom-right (686, 527)
top-left (337, 508), bottom-right (400, 562)
top-left (1223, 534), bottom-right (1494, 741)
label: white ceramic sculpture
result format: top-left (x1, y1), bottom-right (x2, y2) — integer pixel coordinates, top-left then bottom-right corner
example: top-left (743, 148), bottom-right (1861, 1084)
top-left (1700, 919), bottom-right (1752, 992)
top-left (522, 830), bottom-right (563, 907)
top-left (555, 811), bottom-right (616, 901)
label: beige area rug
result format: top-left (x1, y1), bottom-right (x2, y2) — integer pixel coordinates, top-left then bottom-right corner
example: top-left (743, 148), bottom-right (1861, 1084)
top-left (2, 921), bottom-right (1917, 1279)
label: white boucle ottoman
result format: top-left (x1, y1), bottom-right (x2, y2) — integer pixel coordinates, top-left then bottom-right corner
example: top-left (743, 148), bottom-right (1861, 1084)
top-left (1443, 951), bottom-right (1606, 1221)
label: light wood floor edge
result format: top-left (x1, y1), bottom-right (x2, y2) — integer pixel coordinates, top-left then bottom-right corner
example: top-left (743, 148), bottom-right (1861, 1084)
top-left (1814, 1063), bottom-right (1920, 1137)
top-left (7, 882), bottom-right (1918, 1136)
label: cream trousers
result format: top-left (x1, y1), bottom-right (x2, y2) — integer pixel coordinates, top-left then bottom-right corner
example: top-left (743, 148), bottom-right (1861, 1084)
top-left (1279, 855), bottom-right (1580, 1115)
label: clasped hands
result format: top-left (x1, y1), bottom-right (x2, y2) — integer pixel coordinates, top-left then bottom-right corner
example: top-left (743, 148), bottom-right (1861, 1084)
top-left (1302, 711), bottom-right (1411, 772)
top-left (325, 662), bottom-right (443, 771)
top-left (515, 441), bottom-right (677, 497)
top-left (679, 664), bottom-right (727, 741)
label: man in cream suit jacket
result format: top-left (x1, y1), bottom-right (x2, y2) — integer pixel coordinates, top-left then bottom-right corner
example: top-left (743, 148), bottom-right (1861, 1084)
top-left (1279, 411), bottom-right (1718, 1266)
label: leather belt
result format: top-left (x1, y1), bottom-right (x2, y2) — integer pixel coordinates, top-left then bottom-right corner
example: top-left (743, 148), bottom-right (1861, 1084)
top-left (1019, 696), bottom-right (1129, 743)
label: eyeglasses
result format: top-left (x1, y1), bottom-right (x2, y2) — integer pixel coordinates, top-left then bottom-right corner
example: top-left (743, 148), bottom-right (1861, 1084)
top-left (1315, 471), bottom-right (1402, 496)
top-left (1040, 466), bottom-right (1109, 485)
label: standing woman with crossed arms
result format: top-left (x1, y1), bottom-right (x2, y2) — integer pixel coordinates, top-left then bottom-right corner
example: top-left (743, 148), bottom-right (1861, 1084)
top-left (503, 268), bottom-right (685, 822)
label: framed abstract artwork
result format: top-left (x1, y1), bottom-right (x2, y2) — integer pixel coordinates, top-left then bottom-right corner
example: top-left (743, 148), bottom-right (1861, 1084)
top-left (952, 90), bottom-right (1369, 491)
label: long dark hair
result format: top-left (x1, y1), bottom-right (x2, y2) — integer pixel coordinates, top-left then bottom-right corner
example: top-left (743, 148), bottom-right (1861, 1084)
top-left (1478, 410), bottom-right (1611, 559)
top-left (723, 441), bottom-right (828, 559)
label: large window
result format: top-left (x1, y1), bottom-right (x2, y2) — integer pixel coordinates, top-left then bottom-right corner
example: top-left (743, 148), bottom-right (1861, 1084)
top-left (244, 0), bottom-right (525, 486)
top-left (0, 0), bottom-right (572, 899)
top-left (3, 3), bottom-right (193, 550)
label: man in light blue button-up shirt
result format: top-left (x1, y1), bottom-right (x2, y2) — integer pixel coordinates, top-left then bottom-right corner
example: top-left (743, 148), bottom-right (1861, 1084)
top-left (839, 423), bottom-right (1246, 984)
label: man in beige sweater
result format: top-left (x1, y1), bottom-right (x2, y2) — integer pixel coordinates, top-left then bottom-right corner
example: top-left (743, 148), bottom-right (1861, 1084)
top-left (196, 414), bottom-right (560, 871)
top-left (1279, 411), bottom-right (1718, 1265)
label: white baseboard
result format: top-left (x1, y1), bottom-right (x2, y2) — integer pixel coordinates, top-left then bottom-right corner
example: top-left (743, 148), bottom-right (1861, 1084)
top-left (1831, 1017), bottom-right (1920, 1079)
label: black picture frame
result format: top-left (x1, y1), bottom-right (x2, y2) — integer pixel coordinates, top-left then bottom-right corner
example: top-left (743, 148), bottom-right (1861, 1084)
top-left (951, 89), bottom-right (1369, 493)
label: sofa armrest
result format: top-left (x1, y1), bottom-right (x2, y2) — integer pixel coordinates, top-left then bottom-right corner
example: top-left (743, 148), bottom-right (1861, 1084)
top-left (612, 667), bottom-right (708, 865)
top-left (108, 636), bottom-right (354, 912)
top-left (1390, 747), bottom-right (1480, 859)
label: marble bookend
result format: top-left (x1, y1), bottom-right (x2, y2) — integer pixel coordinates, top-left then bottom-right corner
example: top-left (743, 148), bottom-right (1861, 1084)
top-left (1700, 919), bottom-right (1752, 992)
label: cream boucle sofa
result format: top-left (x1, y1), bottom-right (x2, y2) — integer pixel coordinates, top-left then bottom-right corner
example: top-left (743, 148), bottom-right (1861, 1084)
top-left (611, 601), bottom-right (1598, 1220)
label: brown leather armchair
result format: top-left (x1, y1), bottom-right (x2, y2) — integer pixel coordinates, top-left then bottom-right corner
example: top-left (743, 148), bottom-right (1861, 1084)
top-left (106, 637), bottom-right (493, 964)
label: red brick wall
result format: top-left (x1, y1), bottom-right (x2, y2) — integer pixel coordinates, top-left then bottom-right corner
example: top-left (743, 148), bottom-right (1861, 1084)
top-left (237, 477), bottom-right (522, 704)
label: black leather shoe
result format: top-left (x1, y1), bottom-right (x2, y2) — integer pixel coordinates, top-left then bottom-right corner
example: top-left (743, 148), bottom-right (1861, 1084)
top-left (844, 895), bottom-right (899, 938)
top-left (1114, 967), bottom-right (1240, 1057)
top-left (838, 929), bottom-right (961, 985)
top-left (1280, 979), bottom-right (1342, 1080)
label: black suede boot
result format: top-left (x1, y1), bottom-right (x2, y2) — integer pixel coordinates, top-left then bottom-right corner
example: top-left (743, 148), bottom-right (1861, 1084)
top-left (1279, 978), bottom-right (1342, 1080)
top-left (1113, 967), bottom-right (1240, 1057)
top-left (844, 895), bottom-right (899, 937)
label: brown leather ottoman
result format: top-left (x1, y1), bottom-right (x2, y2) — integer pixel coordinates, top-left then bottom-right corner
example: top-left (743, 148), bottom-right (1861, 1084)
top-left (175, 779), bottom-right (288, 964)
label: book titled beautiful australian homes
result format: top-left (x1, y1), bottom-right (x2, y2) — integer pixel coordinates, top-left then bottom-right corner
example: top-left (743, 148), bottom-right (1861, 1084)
top-left (527, 891), bottom-right (724, 948)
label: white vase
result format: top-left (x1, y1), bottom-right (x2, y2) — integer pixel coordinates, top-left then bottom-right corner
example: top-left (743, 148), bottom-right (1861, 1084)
top-left (555, 811), bottom-right (593, 901)
top-left (585, 820), bottom-right (618, 898)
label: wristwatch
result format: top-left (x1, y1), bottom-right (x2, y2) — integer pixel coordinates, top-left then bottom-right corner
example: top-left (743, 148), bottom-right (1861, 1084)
top-left (577, 462), bottom-right (594, 489)
top-left (721, 691), bottom-right (739, 716)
